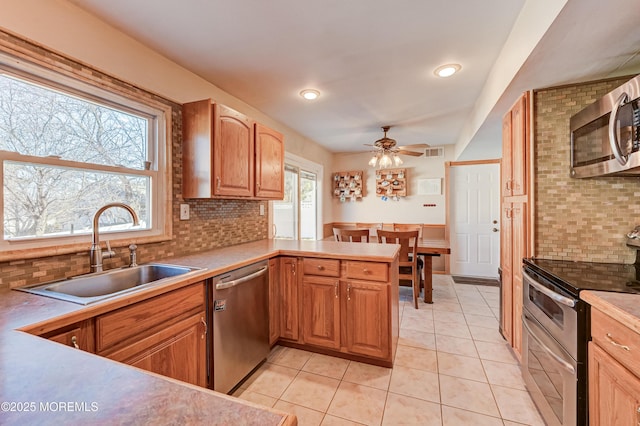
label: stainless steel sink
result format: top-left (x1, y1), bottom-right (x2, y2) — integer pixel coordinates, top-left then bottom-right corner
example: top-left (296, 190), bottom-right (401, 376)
top-left (17, 264), bottom-right (202, 305)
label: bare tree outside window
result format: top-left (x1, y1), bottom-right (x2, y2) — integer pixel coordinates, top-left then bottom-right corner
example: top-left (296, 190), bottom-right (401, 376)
top-left (0, 74), bottom-right (152, 240)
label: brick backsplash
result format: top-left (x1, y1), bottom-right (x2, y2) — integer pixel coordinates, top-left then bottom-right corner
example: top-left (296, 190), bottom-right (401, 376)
top-left (0, 31), bottom-right (267, 290)
top-left (534, 76), bottom-right (640, 263)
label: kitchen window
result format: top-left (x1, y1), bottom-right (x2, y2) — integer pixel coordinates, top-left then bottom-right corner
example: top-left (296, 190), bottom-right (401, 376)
top-left (0, 57), bottom-right (170, 257)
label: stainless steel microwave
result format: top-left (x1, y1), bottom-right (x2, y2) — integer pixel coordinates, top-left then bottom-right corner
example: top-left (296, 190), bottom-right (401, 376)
top-left (570, 74), bottom-right (640, 178)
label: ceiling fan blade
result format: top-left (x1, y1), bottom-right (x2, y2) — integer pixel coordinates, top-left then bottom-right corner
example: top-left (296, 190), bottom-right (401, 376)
top-left (397, 143), bottom-right (430, 149)
top-left (397, 149), bottom-right (424, 157)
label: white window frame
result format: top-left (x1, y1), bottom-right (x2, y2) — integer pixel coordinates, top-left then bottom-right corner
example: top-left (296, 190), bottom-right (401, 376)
top-left (270, 152), bottom-right (323, 240)
top-left (0, 52), bottom-right (172, 261)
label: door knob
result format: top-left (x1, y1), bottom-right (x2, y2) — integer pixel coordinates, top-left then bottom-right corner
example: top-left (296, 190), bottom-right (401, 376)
top-left (492, 228), bottom-right (499, 232)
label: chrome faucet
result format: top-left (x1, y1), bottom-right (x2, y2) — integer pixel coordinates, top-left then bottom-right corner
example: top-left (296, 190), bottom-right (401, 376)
top-left (90, 203), bottom-right (140, 273)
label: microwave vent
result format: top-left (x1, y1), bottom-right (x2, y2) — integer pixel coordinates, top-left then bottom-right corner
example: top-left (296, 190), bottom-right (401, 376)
top-left (425, 147), bottom-right (444, 158)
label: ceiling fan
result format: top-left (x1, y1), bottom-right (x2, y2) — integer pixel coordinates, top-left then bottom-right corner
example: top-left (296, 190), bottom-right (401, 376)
top-left (365, 126), bottom-right (430, 168)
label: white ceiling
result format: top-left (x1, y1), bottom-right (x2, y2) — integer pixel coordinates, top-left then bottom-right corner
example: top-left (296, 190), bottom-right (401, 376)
top-left (67, 0), bottom-right (640, 159)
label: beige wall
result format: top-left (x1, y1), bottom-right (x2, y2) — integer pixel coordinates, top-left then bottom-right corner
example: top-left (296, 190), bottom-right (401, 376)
top-left (331, 147), bottom-right (455, 224)
top-left (533, 75), bottom-right (639, 263)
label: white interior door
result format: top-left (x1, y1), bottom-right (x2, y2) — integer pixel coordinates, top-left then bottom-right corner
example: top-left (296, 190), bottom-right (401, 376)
top-left (449, 163), bottom-right (500, 278)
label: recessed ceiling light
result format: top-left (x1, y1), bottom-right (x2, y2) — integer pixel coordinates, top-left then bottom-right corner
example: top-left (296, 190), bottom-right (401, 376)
top-left (300, 89), bottom-right (320, 100)
top-left (434, 64), bottom-right (461, 78)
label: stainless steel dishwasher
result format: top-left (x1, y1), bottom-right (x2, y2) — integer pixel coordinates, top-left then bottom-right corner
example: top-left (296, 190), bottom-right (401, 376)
top-left (210, 260), bottom-right (269, 394)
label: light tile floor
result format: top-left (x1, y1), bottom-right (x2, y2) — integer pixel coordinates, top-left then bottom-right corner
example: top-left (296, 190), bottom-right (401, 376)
top-left (234, 275), bottom-right (546, 426)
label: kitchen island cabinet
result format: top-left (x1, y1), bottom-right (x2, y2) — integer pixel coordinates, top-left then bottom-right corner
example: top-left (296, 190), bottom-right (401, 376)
top-left (298, 257), bottom-right (398, 366)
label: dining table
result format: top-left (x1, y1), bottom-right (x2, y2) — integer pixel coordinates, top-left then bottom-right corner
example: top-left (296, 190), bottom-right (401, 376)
top-left (324, 234), bottom-right (451, 304)
top-left (415, 239), bottom-right (451, 303)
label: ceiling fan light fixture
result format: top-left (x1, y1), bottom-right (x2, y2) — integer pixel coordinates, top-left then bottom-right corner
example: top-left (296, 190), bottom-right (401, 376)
top-left (300, 89), bottom-right (320, 100)
top-left (379, 153), bottom-right (393, 169)
top-left (368, 153), bottom-right (379, 167)
top-left (393, 154), bottom-right (403, 166)
top-left (434, 63), bottom-right (461, 78)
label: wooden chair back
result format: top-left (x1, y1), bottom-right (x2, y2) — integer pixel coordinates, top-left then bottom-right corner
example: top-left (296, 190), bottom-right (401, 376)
top-left (333, 228), bottom-right (370, 243)
top-left (355, 222), bottom-right (383, 237)
top-left (377, 229), bottom-right (421, 308)
top-left (392, 223), bottom-right (423, 239)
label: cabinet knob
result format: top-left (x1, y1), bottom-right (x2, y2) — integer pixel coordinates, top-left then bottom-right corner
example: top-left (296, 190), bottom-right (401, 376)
top-left (71, 335), bottom-right (80, 350)
top-left (317, 265), bottom-right (325, 270)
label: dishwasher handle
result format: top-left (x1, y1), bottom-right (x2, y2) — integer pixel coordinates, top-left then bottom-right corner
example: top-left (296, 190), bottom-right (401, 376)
top-left (215, 266), bottom-right (268, 290)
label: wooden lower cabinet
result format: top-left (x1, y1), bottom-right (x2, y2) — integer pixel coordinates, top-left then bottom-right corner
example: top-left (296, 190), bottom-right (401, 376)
top-left (343, 279), bottom-right (390, 359)
top-left (589, 342), bottom-right (640, 425)
top-left (268, 257), bottom-right (280, 345)
top-left (41, 319), bottom-right (95, 353)
top-left (96, 283), bottom-right (207, 387)
top-left (279, 256), bottom-right (299, 341)
top-left (107, 313), bottom-right (207, 387)
top-left (296, 257), bottom-right (395, 364)
top-left (301, 275), bottom-right (340, 349)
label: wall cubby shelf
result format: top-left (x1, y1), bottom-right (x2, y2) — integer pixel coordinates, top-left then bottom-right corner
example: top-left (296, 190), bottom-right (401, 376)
top-left (332, 170), bottom-right (364, 202)
top-left (375, 168), bottom-right (406, 199)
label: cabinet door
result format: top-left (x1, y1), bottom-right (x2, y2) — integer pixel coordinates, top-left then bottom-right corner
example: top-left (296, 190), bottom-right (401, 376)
top-left (182, 99), bottom-right (214, 198)
top-left (510, 93), bottom-right (528, 196)
top-left (268, 257), bottom-right (280, 345)
top-left (302, 275), bottom-right (340, 349)
top-left (344, 280), bottom-right (390, 359)
top-left (213, 104), bottom-right (254, 197)
top-left (502, 111), bottom-right (513, 197)
top-left (46, 319), bottom-right (95, 353)
top-left (279, 257), bottom-right (299, 341)
top-left (511, 201), bottom-right (527, 358)
top-left (589, 342), bottom-right (640, 426)
top-left (500, 203), bottom-right (513, 344)
top-left (255, 123), bottom-right (284, 200)
top-left (107, 313), bottom-right (207, 387)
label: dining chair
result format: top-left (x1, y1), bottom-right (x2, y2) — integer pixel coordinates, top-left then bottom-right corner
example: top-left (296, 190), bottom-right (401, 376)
top-left (393, 223), bottom-right (425, 286)
top-left (377, 229), bottom-right (421, 309)
top-left (392, 223), bottom-right (423, 239)
top-left (355, 222), bottom-right (383, 238)
top-left (333, 228), bottom-right (370, 242)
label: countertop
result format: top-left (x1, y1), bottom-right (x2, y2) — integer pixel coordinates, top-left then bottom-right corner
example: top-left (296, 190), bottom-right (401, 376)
top-left (581, 290), bottom-right (640, 335)
top-left (0, 239), bottom-right (399, 425)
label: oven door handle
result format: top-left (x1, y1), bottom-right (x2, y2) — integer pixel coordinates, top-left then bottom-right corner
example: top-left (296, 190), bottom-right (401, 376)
top-left (522, 314), bottom-right (576, 375)
top-left (523, 270), bottom-right (575, 308)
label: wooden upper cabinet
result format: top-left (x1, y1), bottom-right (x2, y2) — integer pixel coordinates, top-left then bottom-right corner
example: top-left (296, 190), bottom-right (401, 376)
top-left (255, 123), bottom-right (284, 199)
top-left (182, 99), bottom-right (284, 199)
top-left (213, 104), bottom-right (254, 197)
top-left (182, 99), bottom-right (214, 198)
top-left (502, 92), bottom-right (529, 197)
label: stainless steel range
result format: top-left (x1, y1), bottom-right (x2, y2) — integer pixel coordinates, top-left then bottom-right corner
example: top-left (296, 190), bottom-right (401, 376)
top-left (522, 258), bottom-right (640, 426)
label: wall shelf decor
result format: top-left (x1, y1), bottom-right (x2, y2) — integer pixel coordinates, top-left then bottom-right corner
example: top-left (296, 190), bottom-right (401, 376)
top-left (375, 168), bottom-right (406, 200)
top-left (332, 171), bottom-right (364, 202)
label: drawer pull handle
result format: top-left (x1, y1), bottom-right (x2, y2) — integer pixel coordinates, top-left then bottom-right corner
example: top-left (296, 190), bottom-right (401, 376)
top-left (347, 284), bottom-right (351, 301)
top-left (71, 335), bottom-right (80, 350)
top-left (317, 265), bottom-right (325, 270)
top-left (334, 282), bottom-right (338, 299)
top-left (201, 317), bottom-right (207, 340)
top-left (605, 333), bottom-right (630, 351)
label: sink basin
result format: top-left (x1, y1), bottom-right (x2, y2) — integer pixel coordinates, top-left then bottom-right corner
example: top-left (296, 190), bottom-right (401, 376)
top-left (17, 263), bottom-right (202, 305)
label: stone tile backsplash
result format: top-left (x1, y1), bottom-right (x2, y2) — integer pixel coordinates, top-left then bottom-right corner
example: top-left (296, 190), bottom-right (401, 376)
top-left (534, 76), bottom-right (640, 263)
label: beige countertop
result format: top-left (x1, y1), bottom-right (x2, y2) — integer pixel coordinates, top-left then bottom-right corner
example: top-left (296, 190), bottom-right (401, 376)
top-left (0, 239), bottom-right (399, 425)
top-left (581, 290), bottom-right (640, 336)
